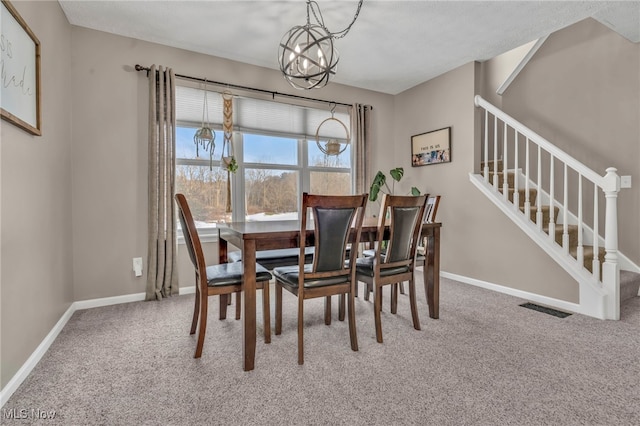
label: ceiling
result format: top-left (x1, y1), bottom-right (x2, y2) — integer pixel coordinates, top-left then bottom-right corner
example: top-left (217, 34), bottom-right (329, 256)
top-left (58, 1), bottom-right (640, 95)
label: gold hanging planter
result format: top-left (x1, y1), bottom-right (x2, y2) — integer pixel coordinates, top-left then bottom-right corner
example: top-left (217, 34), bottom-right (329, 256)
top-left (315, 103), bottom-right (349, 156)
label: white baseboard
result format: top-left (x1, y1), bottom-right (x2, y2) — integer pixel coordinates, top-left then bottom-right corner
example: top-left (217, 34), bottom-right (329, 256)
top-left (1, 304), bottom-right (75, 407)
top-left (73, 292), bottom-right (146, 310)
top-left (441, 271), bottom-right (581, 314)
top-left (1, 287), bottom-right (194, 407)
top-left (180, 286), bottom-right (195, 295)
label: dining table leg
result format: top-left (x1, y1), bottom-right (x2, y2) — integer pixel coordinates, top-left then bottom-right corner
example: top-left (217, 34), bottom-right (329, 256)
top-left (242, 239), bottom-right (257, 371)
top-left (424, 226), bottom-right (440, 319)
top-left (218, 237), bottom-right (229, 319)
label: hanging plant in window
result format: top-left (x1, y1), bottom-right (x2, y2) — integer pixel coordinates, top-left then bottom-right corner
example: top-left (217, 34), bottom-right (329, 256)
top-left (220, 91), bottom-right (237, 213)
top-left (220, 91), bottom-right (238, 173)
top-left (193, 80), bottom-right (216, 170)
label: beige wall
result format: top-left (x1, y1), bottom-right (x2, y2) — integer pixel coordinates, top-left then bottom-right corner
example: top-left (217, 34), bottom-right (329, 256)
top-left (1, 1), bottom-right (73, 388)
top-left (501, 18), bottom-right (640, 264)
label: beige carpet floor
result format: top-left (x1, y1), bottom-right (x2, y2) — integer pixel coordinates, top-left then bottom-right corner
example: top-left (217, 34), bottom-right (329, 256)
top-left (4, 274), bottom-right (640, 425)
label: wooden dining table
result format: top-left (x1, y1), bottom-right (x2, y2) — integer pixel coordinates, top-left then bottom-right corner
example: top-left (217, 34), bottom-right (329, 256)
top-left (217, 217), bottom-right (442, 371)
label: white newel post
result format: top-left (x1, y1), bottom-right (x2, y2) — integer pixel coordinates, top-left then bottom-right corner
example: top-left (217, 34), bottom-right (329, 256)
top-left (602, 167), bottom-right (620, 320)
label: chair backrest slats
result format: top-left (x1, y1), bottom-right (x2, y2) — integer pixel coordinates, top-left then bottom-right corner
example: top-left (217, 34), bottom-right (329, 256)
top-left (424, 195), bottom-right (441, 223)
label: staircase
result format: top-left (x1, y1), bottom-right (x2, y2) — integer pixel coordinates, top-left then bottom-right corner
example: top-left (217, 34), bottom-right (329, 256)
top-left (486, 161), bottom-right (607, 274)
top-left (471, 95), bottom-right (640, 320)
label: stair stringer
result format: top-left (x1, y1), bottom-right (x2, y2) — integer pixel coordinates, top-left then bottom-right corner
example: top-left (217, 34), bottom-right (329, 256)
top-left (469, 172), bottom-right (609, 319)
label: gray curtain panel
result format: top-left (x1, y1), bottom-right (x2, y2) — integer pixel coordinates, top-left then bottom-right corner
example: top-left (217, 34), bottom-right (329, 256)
top-left (146, 65), bottom-right (179, 300)
top-left (352, 103), bottom-right (372, 194)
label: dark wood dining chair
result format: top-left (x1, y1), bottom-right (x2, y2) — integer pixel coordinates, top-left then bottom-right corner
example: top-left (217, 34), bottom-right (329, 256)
top-left (273, 192), bottom-right (368, 365)
top-left (362, 194), bottom-right (440, 298)
top-left (175, 193), bottom-right (273, 358)
top-left (355, 193), bottom-right (428, 343)
top-left (399, 194), bottom-right (441, 294)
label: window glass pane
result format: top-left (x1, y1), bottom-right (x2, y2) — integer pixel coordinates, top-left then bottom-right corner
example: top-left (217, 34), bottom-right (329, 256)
top-left (308, 139), bottom-right (351, 168)
top-left (176, 165), bottom-right (231, 225)
top-left (176, 86), bottom-right (354, 229)
top-left (310, 171), bottom-right (351, 195)
top-left (243, 133), bottom-right (297, 165)
top-left (245, 169), bottom-right (299, 221)
top-left (176, 126), bottom-right (224, 161)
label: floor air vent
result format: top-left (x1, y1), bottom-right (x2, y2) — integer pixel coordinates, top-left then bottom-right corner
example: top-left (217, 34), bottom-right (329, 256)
top-left (519, 302), bottom-right (572, 318)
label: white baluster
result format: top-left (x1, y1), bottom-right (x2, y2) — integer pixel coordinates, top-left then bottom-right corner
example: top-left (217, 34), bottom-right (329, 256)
top-left (576, 174), bottom-right (584, 267)
top-left (483, 110), bottom-right (489, 182)
top-left (562, 163), bottom-right (569, 253)
top-left (503, 122), bottom-right (509, 201)
top-left (493, 117), bottom-right (498, 190)
top-left (524, 137), bottom-right (531, 219)
top-left (592, 186), bottom-right (599, 279)
top-left (514, 131), bottom-right (519, 211)
top-left (549, 155), bottom-right (555, 243)
top-left (536, 145), bottom-right (542, 229)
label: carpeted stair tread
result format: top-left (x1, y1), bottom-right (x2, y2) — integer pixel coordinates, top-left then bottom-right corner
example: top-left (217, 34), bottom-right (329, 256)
top-left (486, 171), bottom-right (516, 188)
top-left (520, 204), bottom-right (559, 228)
top-left (498, 187), bottom-right (537, 208)
top-left (481, 160), bottom-right (503, 172)
top-left (620, 270), bottom-right (640, 302)
top-left (569, 245), bottom-right (605, 273)
top-left (543, 223), bottom-right (579, 249)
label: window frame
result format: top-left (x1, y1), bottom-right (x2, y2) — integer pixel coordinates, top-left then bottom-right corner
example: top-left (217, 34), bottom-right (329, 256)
top-left (175, 121), bottom-right (354, 238)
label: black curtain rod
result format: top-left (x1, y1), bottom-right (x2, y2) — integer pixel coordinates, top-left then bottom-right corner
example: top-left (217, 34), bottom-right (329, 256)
top-left (134, 64), bottom-right (353, 109)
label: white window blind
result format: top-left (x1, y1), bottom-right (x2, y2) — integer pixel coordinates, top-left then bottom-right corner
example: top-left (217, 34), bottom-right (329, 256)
top-left (176, 86), bottom-right (351, 142)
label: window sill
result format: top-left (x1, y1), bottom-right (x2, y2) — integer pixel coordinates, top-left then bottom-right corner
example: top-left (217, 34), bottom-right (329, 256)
top-left (177, 228), bottom-right (219, 245)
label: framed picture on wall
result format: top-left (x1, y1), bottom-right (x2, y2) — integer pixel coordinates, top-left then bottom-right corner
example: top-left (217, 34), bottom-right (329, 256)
top-left (411, 127), bottom-right (451, 166)
top-left (1, 0), bottom-right (42, 136)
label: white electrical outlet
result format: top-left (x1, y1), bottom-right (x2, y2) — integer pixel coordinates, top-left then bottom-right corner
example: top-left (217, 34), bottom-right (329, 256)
top-left (621, 175), bottom-right (632, 189)
top-left (133, 257), bottom-right (143, 277)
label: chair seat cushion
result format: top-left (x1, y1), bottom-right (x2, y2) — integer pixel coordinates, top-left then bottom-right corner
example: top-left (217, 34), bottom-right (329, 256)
top-left (273, 264), bottom-right (349, 288)
top-left (227, 247), bottom-right (315, 270)
top-left (206, 262), bottom-right (272, 287)
top-left (355, 256), bottom-right (409, 278)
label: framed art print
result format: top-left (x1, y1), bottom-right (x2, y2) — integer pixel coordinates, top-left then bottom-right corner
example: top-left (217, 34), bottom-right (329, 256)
top-left (411, 127), bottom-right (450, 166)
top-left (1, 0), bottom-right (42, 135)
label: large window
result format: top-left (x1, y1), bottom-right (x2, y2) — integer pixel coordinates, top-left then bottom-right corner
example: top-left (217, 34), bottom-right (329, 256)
top-left (175, 85), bottom-right (353, 229)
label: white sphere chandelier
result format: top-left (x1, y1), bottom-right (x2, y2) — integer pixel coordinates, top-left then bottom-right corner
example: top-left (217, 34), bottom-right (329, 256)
top-left (278, 0), bottom-right (364, 90)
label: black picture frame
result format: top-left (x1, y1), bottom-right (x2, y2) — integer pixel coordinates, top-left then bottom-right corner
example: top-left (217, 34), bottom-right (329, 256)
top-left (411, 127), bottom-right (451, 166)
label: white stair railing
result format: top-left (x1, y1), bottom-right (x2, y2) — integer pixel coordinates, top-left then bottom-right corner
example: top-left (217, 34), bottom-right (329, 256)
top-left (474, 95), bottom-right (621, 319)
